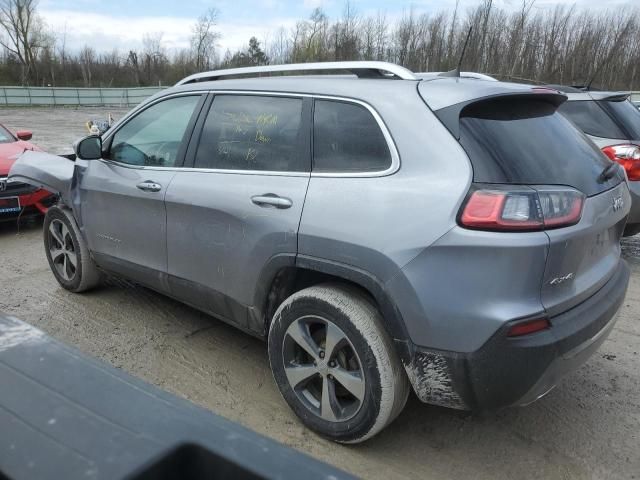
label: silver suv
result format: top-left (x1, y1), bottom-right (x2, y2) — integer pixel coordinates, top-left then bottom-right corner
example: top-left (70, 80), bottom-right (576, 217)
top-left (10, 62), bottom-right (631, 443)
top-left (554, 87), bottom-right (640, 236)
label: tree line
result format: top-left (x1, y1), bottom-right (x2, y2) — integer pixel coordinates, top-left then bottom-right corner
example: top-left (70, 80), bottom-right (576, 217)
top-left (1, 0), bottom-right (639, 90)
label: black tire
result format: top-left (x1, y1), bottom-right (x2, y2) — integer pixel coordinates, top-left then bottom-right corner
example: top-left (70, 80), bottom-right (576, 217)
top-left (268, 283), bottom-right (409, 443)
top-left (43, 206), bottom-right (101, 293)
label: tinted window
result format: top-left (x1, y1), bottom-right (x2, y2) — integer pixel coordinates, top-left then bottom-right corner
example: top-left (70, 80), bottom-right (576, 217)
top-left (0, 125), bottom-right (13, 143)
top-left (459, 98), bottom-right (623, 196)
top-left (194, 95), bottom-right (305, 172)
top-left (110, 95), bottom-right (201, 167)
top-left (558, 100), bottom-right (625, 139)
top-left (599, 99), bottom-right (640, 140)
top-left (313, 100), bottom-right (391, 172)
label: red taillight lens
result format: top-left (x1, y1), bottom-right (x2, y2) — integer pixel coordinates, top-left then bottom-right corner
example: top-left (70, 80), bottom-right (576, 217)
top-left (507, 318), bottom-right (551, 337)
top-left (602, 145), bottom-right (640, 181)
top-left (459, 187), bottom-right (584, 232)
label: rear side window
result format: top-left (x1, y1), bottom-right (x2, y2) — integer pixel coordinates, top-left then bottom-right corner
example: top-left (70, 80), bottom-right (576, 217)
top-left (194, 95), bottom-right (306, 172)
top-left (558, 100), bottom-right (625, 139)
top-left (458, 98), bottom-right (622, 196)
top-left (313, 100), bottom-right (391, 173)
top-left (599, 99), bottom-right (640, 140)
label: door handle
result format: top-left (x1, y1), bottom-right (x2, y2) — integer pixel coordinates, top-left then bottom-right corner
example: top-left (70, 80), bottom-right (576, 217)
top-left (251, 194), bottom-right (293, 209)
top-left (136, 181), bottom-right (162, 193)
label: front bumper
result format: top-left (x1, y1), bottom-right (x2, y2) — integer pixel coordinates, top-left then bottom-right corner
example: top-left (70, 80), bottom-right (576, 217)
top-left (0, 187), bottom-right (54, 220)
top-left (404, 259), bottom-right (630, 411)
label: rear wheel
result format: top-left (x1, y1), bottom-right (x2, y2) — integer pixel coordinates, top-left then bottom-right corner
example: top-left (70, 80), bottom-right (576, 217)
top-left (44, 206), bottom-right (101, 292)
top-left (268, 284), bottom-right (409, 443)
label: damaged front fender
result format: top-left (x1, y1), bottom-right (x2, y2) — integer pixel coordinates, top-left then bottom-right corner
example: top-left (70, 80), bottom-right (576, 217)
top-left (8, 151), bottom-right (76, 206)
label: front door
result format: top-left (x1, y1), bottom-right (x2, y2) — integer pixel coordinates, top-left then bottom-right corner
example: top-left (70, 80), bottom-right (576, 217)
top-left (78, 94), bottom-right (204, 289)
top-left (165, 94), bottom-right (311, 331)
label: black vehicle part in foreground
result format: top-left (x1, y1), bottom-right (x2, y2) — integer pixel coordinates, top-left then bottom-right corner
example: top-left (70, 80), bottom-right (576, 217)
top-left (0, 314), bottom-right (353, 480)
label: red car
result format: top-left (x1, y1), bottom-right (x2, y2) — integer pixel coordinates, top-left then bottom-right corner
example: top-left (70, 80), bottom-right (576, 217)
top-left (0, 124), bottom-right (54, 220)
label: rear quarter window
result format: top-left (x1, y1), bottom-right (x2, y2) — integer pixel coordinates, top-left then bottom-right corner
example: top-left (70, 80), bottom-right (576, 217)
top-left (598, 99), bottom-right (640, 140)
top-left (458, 97), bottom-right (622, 197)
top-left (313, 100), bottom-right (391, 173)
top-left (558, 100), bottom-right (626, 139)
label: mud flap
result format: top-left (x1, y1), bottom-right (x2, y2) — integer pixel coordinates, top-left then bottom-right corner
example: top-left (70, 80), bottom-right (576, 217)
top-left (404, 350), bottom-right (469, 410)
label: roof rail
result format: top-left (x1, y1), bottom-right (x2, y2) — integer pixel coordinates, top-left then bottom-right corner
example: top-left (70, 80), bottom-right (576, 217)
top-left (175, 61), bottom-right (418, 86)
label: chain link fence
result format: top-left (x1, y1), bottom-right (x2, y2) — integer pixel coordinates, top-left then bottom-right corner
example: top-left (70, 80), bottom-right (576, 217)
top-left (0, 86), bottom-right (165, 107)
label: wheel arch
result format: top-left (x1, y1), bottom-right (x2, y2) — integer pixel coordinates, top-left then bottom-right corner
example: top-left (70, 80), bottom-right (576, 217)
top-left (250, 254), bottom-right (412, 363)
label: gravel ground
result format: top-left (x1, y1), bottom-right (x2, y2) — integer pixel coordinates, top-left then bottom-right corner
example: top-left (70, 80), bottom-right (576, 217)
top-left (1, 107), bottom-right (639, 479)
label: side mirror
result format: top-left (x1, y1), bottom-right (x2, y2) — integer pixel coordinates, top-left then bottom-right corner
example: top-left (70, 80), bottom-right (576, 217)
top-left (74, 135), bottom-right (102, 160)
top-left (16, 130), bottom-right (32, 141)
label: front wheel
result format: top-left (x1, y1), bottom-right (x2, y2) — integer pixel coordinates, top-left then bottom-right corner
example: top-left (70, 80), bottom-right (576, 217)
top-left (268, 284), bottom-right (409, 443)
top-left (43, 206), bottom-right (101, 293)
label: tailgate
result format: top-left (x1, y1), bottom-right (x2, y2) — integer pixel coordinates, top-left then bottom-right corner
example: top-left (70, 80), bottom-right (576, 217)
top-left (541, 181), bottom-right (630, 317)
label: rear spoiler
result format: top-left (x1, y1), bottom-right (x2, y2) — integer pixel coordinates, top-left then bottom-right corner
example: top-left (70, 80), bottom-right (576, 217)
top-left (589, 91), bottom-right (631, 102)
top-left (433, 91), bottom-right (567, 139)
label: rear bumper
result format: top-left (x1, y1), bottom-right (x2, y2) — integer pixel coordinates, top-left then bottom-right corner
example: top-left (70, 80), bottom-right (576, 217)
top-left (405, 259), bottom-right (630, 411)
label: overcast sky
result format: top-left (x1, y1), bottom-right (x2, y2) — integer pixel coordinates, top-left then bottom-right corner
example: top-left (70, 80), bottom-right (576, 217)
top-left (38, 0), bottom-right (636, 55)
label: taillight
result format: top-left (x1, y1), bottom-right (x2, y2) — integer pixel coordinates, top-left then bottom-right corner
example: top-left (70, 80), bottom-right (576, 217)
top-left (507, 318), bottom-right (551, 337)
top-left (602, 145), bottom-right (640, 181)
top-left (459, 186), bottom-right (584, 232)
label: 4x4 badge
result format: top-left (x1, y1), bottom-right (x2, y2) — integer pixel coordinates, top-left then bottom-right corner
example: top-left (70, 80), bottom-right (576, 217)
top-left (612, 196), bottom-right (624, 212)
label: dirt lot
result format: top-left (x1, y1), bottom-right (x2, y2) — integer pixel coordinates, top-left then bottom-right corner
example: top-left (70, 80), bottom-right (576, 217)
top-left (1, 107), bottom-right (639, 479)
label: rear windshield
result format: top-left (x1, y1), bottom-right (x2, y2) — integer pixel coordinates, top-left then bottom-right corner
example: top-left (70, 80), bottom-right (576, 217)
top-left (557, 100), bottom-right (626, 139)
top-left (458, 98), bottom-right (622, 196)
top-left (599, 99), bottom-right (640, 140)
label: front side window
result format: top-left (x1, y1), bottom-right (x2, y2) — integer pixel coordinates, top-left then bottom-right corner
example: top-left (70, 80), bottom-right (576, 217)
top-left (313, 100), bottom-right (391, 173)
top-left (109, 95), bottom-right (201, 167)
top-left (194, 95), bottom-right (306, 172)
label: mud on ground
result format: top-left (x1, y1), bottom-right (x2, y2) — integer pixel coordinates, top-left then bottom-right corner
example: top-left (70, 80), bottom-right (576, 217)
top-left (0, 107), bottom-right (639, 479)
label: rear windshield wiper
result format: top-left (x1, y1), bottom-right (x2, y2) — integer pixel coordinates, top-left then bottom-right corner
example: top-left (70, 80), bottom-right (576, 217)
top-left (598, 162), bottom-right (619, 183)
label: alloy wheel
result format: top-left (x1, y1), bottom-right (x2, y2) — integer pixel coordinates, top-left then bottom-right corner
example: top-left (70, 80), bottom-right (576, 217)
top-left (282, 315), bottom-right (365, 422)
top-left (48, 219), bottom-right (78, 282)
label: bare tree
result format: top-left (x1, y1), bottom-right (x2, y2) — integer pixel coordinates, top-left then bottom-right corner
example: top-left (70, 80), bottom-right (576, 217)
top-left (191, 8), bottom-right (220, 71)
top-left (78, 45), bottom-right (95, 87)
top-left (0, 0), bottom-right (49, 84)
top-left (1, 1), bottom-right (640, 90)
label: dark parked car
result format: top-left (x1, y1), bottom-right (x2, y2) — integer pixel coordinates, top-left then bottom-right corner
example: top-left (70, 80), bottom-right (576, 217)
top-left (553, 86), bottom-right (640, 236)
top-left (10, 62), bottom-right (631, 443)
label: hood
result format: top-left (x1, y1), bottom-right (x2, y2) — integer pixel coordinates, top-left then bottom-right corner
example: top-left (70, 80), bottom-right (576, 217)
top-left (0, 141), bottom-right (37, 176)
top-left (8, 150), bottom-right (75, 205)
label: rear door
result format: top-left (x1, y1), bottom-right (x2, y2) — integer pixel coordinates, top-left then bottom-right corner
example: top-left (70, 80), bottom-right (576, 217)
top-left (79, 94), bottom-right (204, 290)
top-left (164, 93), bottom-right (311, 331)
top-left (455, 96), bottom-right (629, 316)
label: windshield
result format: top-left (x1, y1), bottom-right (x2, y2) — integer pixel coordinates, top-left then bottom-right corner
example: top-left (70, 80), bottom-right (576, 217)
top-left (599, 99), bottom-right (640, 140)
top-left (0, 125), bottom-right (14, 143)
top-left (458, 97), bottom-right (623, 197)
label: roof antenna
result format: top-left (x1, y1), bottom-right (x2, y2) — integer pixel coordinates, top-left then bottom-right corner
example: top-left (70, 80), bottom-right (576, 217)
top-left (585, 53), bottom-right (611, 91)
top-left (440, 27), bottom-right (472, 78)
